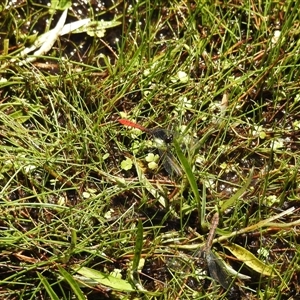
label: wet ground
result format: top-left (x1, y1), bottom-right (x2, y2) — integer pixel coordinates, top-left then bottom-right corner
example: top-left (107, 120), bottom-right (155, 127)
top-left (1, 1), bottom-right (300, 299)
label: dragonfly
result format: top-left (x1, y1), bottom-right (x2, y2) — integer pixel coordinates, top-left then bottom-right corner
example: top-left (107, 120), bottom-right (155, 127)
top-left (196, 213), bottom-right (235, 290)
top-left (118, 118), bottom-right (183, 177)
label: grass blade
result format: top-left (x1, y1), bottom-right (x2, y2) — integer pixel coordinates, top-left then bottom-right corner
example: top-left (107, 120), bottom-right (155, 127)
top-left (219, 168), bottom-right (253, 213)
top-left (132, 219), bottom-right (144, 272)
top-left (37, 273), bottom-right (60, 300)
top-left (58, 266), bottom-right (86, 300)
top-left (72, 265), bottom-right (135, 292)
top-left (173, 139), bottom-right (206, 230)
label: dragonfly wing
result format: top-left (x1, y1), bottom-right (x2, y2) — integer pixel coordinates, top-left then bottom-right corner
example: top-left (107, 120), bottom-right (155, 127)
top-left (159, 149), bottom-right (183, 177)
top-left (206, 250), bottom-right (233, 289)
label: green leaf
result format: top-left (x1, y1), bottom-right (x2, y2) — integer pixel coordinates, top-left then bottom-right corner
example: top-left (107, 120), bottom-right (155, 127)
top-left (50, 0), bottom-right (71, 11)
top-left (58, 266), bottom-right (86, 300)
top-left (219, 168), bottom-right (253, 213)
top-left (223, 243), bottom-right (278, 277)
top-left (121, 157), bottom-right (133, 170)
top-left (134, 160), bottom-right (173, 212)
top-left (72, 265), bottom-right (135, 292)
top-left (73, 20), bottom-right (122, 38)
top-left (0, 98), bottom-right (45, 124)
top-left (132, 219), bottom-right (143, 272)
top-left (173, 140), bottom-right (206, 229)
top-left (37, 273), bottom-right (60, 300)
top-left (173, 140), bottom-right (199, 202)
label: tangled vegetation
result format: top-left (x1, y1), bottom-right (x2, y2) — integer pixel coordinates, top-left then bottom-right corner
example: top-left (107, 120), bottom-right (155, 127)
top-left (1, 0), bottom-right (300, 299)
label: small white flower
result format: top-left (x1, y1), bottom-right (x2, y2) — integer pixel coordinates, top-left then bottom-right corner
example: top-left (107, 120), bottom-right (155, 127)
top-left (24, 165), bottom-right (36, 173)
top-left (252, 125), bottom-right (266, 139)
top-left (220, 162), bottom-right (227, 169)
top-left (182, 97), bottom-right (192, 108)
top-left (170, 70), bottom-right (189, 83)
top-left (257, 247), bottom-right (269, 259)
top-left (270, 138), bottom-right (284, 150)
top-left (271, 30), bottom-right (281, 44)
top-left (104, 209), bottom-right (114, 219)
top-left (119, 111), bottom-right (128, 118)
top-left (195, 154), bottom-right (205, 165)
top-left (203, 178), bottom-right (215, 189)
top-left (293, 120), bottom-right (300, 129)
top-left (57, 196), bottom-right (66, 206)
top-left (143, 68), bottom-right (150, 76)
top-left (177, 71), bottom-right (189, 83)
top-left (82, 192), bottom-right (91, 199)
top-left (266, 195), bottom-right (279, 206)
top-left (110, 268), bottom-right (122, 279)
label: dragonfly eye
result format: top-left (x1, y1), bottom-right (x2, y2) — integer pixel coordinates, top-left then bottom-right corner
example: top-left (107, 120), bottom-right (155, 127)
top-left (165, 134), bottom-right (173, 144)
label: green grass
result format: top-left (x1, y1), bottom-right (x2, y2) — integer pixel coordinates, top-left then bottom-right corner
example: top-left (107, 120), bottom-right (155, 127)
top-left (1, 0), bottom-right (300, 299)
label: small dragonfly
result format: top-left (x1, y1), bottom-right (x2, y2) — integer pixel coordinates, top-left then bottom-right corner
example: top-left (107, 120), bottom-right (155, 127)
top-left (197, 213), bottom-right (234, 290)
top-left (118, 118), bottom-right (182, 177)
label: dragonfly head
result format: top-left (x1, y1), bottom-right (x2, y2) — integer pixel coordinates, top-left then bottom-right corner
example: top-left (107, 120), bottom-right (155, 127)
top-left (151, 128), bottom-right (173, 145)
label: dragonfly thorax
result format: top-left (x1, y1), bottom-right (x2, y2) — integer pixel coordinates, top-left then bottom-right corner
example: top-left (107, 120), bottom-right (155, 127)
top-left (151, 128), bottom-right (173, 144)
